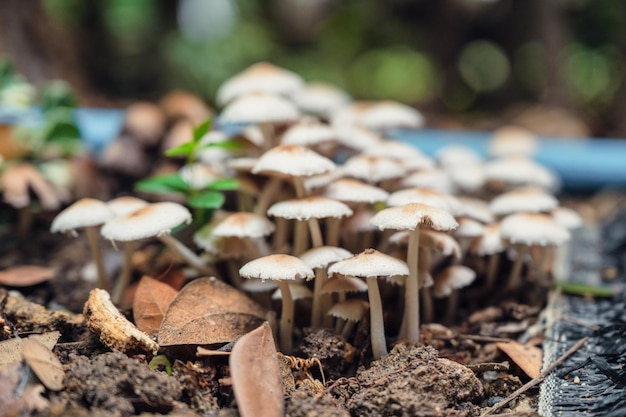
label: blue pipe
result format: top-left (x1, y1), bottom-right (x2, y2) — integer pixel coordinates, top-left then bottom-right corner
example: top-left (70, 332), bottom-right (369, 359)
top-left (389, 128), bottom-right (626, 191)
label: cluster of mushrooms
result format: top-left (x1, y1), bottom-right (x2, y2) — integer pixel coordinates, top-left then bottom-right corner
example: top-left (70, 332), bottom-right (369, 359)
top-left (51, 62), bottom-right (580, 360)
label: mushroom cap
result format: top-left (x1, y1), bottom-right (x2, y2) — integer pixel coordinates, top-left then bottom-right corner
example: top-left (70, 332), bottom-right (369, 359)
top-left (107, 196), bottom-right (149, 217)
top-left (239, 254), bottom-right (314, 281)
top-left (3, 162), bottom-right (69, 210)
top-left (290, 82), bottom-right (351, 118)
top-left (362, 140), bottom-right (430, 163)
top-left (355, 101), bottom-right (424, 130)
top-left (159, 90), bottom-right (212, 125)
top-left (456, 197), bottom-right (494, 224)
top-left (299, 246), bottom-right (353, 269)
top-left (252, 144), bottom-right (335, 177)
top-left (320, 276), bottom-right (368, 294)
top-left (327, 299), bottom-right (369, 322)
top-left (485, 156), bottom-right (560, 191)
top-left (216, 62), bottom-right (304, 106)
top-left (447, 164), bottom-right (486, 193)
top-left (389, 229), bottom-right (461, 258)
top-left (343, 209), bottom-right (377, 233)
top-left (342, 154), bottom-right (405, 183)
top-left (328, 248), bottom-right (409, 279)
top-left (268, 196), bottom-right (353, 221)
top-left (399, 169), bottom-right (455, 194)
top-left (334, 126), bottom-right (384, 151)
top-left (386, 187), bottom-right (463, 215)
top-left (212, 212), bottom-right (275, 238)
top-left (436, 145), bottom-right (483, 168)
top-left (178, 163), bottom-right (221, 190)
top-left (227, 157), bottom-right (258, 173)
top-left (489, 187), bottom-right (559, 216)
top-left (303, 168), bottom-right (344, 193)
top-left (280, 117), bottom-right (337, 147)
top-left (219, 92), bottom-right (300, 125)
top-left (100, 202), bottom-right (192, 241)
top-left (324, 178), bottom-right (389, 204)
top-left (500, 212), bottom-right (570, 246)
top-left (241, 279), bottom-right (279, 293)
top-left (125, 102), bottom-right (166, 146)
top-left (51, 198), bottom-right (114, 234)
top-left (469, 223), bottom-right (505, 255)
top-left (489, 126), bottom-right (538, 158)
top-left (433, 265), bottom-right (476, 298)
top-left (550, 206), bottom-right (583, 230)
top-left (371, 203), bottom-right (458, 232)
top-left (454, 217), bottom-right (485, 239)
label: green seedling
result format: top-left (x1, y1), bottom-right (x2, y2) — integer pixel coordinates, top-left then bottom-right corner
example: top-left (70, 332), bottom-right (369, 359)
top-left (149, 354), bottom-right (173, 376)
top-left (554, 281), bottom-right (620, 298)
top-left (134, 118), bottom-right (240, 225)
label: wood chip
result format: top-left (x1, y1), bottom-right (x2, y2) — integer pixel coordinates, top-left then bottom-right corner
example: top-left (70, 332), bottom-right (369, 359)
top-left (83, 289), bottom-right (159, 355)
top-left (496, 340), bottom-right (542, 378)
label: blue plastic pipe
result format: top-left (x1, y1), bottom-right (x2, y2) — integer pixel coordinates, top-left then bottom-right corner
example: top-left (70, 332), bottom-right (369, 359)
top-left (389, 128), bottom-right (626, 191)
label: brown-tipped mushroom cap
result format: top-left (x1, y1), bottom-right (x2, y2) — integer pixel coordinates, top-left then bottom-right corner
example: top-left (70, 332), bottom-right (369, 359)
top-left (280, 117), bottom-right (337, 147)
top-left (327, 299), bottom-right (369, 322)
top-left (500, 212), bottom-right (570, 247)
top-left (268, 196), bottom-right (353, 221)
top-left (320, 276), bottom-right (368, 294)
top-left (334, 126), bottom-right (384, 151)
top-left (370, 203), bottom-right (458, 232)
top-left (299, 246), bottom-right (353, 270)
top-left (489, 126), bottom-right (538, 158)
top-left (125, 102), bottom-right (166, 146)
top-left (100, 202), bottom-right (191, 242)
top-left (436, 145), bottom-right (483, 168)
top-left (362, 141), bottom-right (432, 164)
top-left (219, 92), bottom-right (300, 124)
top-left (216, 62), bottom-right (304, 106)
top-left (212, 212), bottom-right (275, 239)
top-left (328, 248), bottom-right (409, 279)
top-left (469, 224), bottom-right (505, 256)
top-left (457, 197), bottom-right (494, 224)
top-left (342, 154), bottom-right (405, 183)
top-left (550, 206), bottom-right (583, 230)
top-left (357, 101), bottom-right (424, 130)
top-left (159, 90), bottom-right (212, 124)
top-left (399, 169), bottom-right (455, 194)
top-left (290, 82), bottom-right (351, 118)
top-left (51, 198), bottom-right (114, 236)
top-left (272, 282), bottom-right (313, 301)
top-left (107, 196), bottom-right (149, 217)
top-left (485, 156), bottom-right (560, 191)
top-left (2, 162), bottom-right (70, 210)
top-left (324, 178), bottom-right (389, 204)
top-left (454, 218), bottom-right (485, 239)
top-left (386, 188), bottom-right (463, 215)
top-left (252, 144), bottom-right (335, 178)
top-left (239, 254), bottom-right (314, 282)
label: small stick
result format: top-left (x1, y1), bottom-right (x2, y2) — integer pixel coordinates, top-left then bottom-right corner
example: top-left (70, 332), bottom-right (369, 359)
top-left (467, 362), bottom-right (510, 372)
top-left (480, 336), bottom-right (588, 416)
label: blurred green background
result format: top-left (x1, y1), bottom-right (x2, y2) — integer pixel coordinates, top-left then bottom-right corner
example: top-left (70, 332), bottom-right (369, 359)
top-left (0, 0), bottom-right (624, 136)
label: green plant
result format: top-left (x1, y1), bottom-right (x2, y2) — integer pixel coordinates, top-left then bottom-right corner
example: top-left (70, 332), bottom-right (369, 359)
top-left (134, 118), bottom-right (240, 224)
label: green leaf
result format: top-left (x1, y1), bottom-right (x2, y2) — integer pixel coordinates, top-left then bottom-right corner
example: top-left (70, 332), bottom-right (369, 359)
top-left (193, 118), bottom-right (212, 143)
top-left (188, 191), bottom-right (225, 209)
top-left (164, 141), bottom-right (195, 157)
top-left (135, 173), bottom-right (190, 194)
top-left (149, 355), bottom-right (173, 375)
top-left (207, 178), bottom-right (239, 191)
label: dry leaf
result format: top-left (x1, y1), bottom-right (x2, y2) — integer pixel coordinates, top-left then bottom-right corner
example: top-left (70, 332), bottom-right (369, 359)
top-left (0, 332), bottom-right (61, 369)
top-left (496, 341), bottom-right (542, 378)
top-left (0, 363), bottom-right (50, 416)
top-left (0, 266), bottom-right (54, 287)
top-left (133, 276), bottom-right (178, 336)
top-left (158, 277), bottom-right (267, 347)
top-left (230, 322), bottom-right (283, 417)
top-left (21, 339), bottom-right (64, 391)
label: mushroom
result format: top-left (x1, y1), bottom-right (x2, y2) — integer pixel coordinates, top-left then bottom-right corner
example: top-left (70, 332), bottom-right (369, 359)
top-left (106, 196), bottom-right (149, 303)
top-left (370, 203), bottom-right (458, 342)
top-left (489, 187), bottom-right (559, 217)
top-left (239, 254), bottom-right (314, 353)
top-left (299, 245), bottom-right (353, 327)
top-left (212, 212), bottom-right (275, 260)
top-left (290, 81), bottom-right (351, 120)
top-left (101, 202), bottom-right (212, 276)
top-left (327, 299), bottom-right (369, 339)
top-left (469, 223), bottom-right (505, 290)
top-left (499, 212), bottom-right (570, 291)
top-left (433, 265), bottom-right (476, 323)
top-left (50, 198), bottom-right (114, 291)
top-left (328, 248), bottom-right (409, 359)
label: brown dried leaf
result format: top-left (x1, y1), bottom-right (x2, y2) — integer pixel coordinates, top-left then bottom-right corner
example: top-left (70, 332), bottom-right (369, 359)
top-left (0, 332), bottom-right (61, 369)
top-left (0, 363), bottom-right (50, 416)
top-left (230, 322), bottom-right (283, 417)
top-left (133, 276), bottom-right (178, 336)
top-left (21, 339), bottom-right (64, 391)
top-left (158, 277), bottom-right (267, 347)
top-left (496, 340), bottom-right (542, 378)
top-left (0, 266), bottom-right (54, 287)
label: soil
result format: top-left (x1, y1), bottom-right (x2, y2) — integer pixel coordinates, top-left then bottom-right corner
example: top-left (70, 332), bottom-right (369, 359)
top-left (0, 218), bottom-right (547, 417)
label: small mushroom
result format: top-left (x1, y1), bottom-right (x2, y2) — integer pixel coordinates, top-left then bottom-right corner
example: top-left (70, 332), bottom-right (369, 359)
top-left (327, 299), bottom-right (369, 339)
top-left (50, 198), bottom-right (114, 291)
top-left (239, 254), bottom-right (314, 353)
top-left (328, 249), bottom-right (409, 359)
top-left (433, 265), bottom-right (476, 323)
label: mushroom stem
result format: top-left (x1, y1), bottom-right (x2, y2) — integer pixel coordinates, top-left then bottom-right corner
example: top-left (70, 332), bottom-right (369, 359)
top-left (85, 225), bottom-right (109, 292)
top-left (535, 245), bottom-right (549, 284)
top-left (255, 177), bottom-right (283, 216)
top-left (272, 217), bottom-right (290, 253)
top-left (419, 248), bottom-right (434, 324)
top-left (366, 276), bottom-right (387, 360)
top-left (157, 234), bottom-right (212, 275)
top-left (17, 206), bottom-right (34, 240)
top-left (325, 218), bottom-right (341, 247)
top-left (277, 280), bottom-right (294, 353)
top-left (341, 320), bottom-right (357, 340)
top-left (485, 253), bottom-right (500, 290)
top-left (311, 268), bottom-right (327, 327)
top-left (112, 241), bottom-right (134, 304)
top-left (334, 317), bottom-right (344, 334)
top-left (226, 260), bottom-right (243, 288)
top-left (445, 289), bottom-right (459, 324)
top-left (404, 228), bottom-right (421, 342)
top-left (506, 244), bottom-right (529, 292)
top-left (308, 218), bottom-right (324, 248)
top-left (259, 121), bottom-right (276, 151)
top-left (293, 221), bottom-right (309, 255)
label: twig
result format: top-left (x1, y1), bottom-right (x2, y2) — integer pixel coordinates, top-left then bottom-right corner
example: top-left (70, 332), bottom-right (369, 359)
top-left (467, 362), bottom-right (510, 373)
top-left (480, 336), bottom-right (588, 416)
